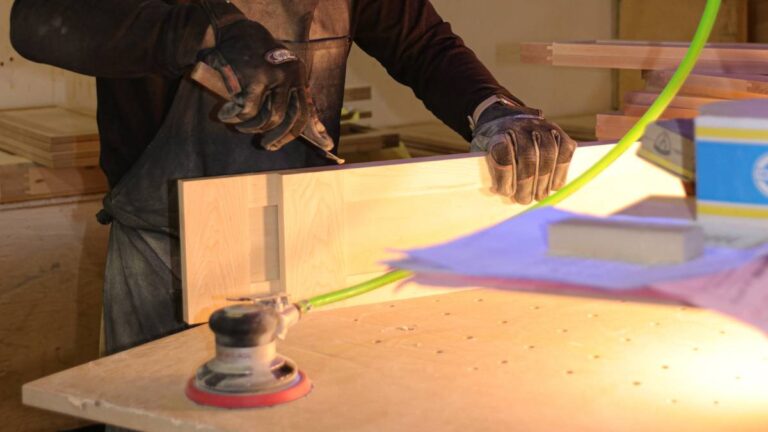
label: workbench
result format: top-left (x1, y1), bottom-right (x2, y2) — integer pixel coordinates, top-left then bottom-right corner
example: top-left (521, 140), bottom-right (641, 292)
top-left (23, 289), bottom-right (768, 431)
top-left (21, 142), bottom-right (768, 431)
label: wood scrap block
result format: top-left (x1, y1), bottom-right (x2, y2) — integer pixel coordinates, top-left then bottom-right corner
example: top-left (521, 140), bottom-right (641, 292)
top-left (548, 218), bottom-right (705, 265)
top-left (342, 86), bottom-right (372, 102)
top-left (596, 113), bottom-right (640, 140)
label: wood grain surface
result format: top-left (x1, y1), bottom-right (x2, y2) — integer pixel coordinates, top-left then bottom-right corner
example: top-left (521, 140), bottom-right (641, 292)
top-left (179, 144), bottom-right (686, 324)
top-left (23, 288), bottom-right (768, 431)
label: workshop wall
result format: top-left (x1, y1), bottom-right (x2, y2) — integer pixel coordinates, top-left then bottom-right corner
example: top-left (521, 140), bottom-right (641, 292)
top-left (0, 0), bottom-right (97, 113)
top-left (0, 0), bottom-right (617, 124)
top-left (345, 0), bottom-right (618, 128)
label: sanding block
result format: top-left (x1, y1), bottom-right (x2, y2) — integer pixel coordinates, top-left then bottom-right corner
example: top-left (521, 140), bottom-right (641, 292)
top-left (548, 218), bottom-right (705, 265)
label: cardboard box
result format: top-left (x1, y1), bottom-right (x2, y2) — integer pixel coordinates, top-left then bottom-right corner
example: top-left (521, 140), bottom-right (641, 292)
top-left (639, 118), bottom-right (695, 181)
top-left (696, 99), bottom-right (768, 232)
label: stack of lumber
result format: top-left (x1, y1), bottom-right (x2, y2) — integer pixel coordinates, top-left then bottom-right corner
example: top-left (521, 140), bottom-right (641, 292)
top-left (521, 40), bottom-right (768, 140)
top-left (0, 149), bottom-right (108, 205)
top-left (0, 107), bottom-right (100, 168)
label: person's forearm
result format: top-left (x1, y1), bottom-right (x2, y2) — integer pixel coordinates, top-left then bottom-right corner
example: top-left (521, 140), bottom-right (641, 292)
top-left (352, 0), bottom-right (519, 141)
top-left (10, 0), bottom-right (211, 78)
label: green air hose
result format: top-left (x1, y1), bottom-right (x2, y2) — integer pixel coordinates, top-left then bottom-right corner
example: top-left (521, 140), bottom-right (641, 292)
top-left (298, 0), bottom-right (723, 314)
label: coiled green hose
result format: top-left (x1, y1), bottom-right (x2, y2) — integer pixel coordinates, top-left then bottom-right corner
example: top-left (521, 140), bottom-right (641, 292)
top-left (299, 0), bottom-right (723, 314)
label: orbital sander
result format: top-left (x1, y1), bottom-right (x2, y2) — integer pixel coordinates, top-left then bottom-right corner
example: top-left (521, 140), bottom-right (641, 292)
top-left (186, 296), bottom-right (311, 408)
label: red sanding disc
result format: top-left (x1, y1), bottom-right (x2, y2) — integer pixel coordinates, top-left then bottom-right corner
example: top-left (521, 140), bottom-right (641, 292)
top-left (185, 371), bottom-right (312, 409)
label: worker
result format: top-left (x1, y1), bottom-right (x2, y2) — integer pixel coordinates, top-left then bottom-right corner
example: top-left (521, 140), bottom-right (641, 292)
top-left (10, 0), bottom-right (577, 355)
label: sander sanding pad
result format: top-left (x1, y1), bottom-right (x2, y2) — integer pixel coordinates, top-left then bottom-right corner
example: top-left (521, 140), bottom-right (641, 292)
top-left (185, 371), bottom-right (312, 409)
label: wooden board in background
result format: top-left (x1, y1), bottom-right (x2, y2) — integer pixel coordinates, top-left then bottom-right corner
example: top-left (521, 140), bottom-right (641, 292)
top-left (178, 144), bottom-right (685, 324)
top-left (644, 70), bottom-right (768, 99)
top-left (596, 113), bottom-right (641, 140)
top-left (624, 92), bottom-right (723, 110)
top-left (0, 106), bottom-right (99, 144)
top-left (22, 288), bottom-right (768, 431)
top-left (521, 40), bottom-right (768, 74)
top-left (622, 105), bottom-right (699, 119)
top-left (0, 152), bottom-right (108, 204)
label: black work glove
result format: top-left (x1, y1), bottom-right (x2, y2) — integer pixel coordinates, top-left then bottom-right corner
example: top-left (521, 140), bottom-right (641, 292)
top-left (471, 99), bottom-right (578, 204)
top-left (197, 0), bottom-right (310, 151)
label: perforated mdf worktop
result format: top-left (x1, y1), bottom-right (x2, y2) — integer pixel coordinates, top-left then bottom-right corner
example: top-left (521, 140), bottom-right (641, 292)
top-left (23, 288), bottom-right (768, 432)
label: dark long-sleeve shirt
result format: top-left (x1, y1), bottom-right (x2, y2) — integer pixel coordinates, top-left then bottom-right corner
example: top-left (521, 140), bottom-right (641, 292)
top-left (10, 0), bottom-right (513, 187)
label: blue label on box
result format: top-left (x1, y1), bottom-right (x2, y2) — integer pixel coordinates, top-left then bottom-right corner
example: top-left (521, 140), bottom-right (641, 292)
top-left (696, 140), bottom-right (768, 206)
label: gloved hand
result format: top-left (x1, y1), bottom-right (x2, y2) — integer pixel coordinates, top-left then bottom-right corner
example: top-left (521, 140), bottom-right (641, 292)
top-left (470, 98), bottom-right (578, 204)
top-left (197, 0), bottom-right (310, 150)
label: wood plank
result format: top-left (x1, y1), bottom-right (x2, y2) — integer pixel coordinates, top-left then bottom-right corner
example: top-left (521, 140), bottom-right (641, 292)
top-left (179, 144), bottom-right (686, 324)
top-left (0, 106), bottom-right (99, 144)
top-left (0, 133), bottom-right (99, 168)
top-left (622, 104), bottom-right (699, 119)
top-left (644, 70), bottom-right (768, 99)
top-left (22, 288), bottom-right (768, 431)
top-left (0, 126), bottom-right (99, 152)
top-left (521, 40), bottom-right (768, 73)
top-left (596, 113), bottom-right (641, 140)
top-left (0, 162), bottom-right (108, 204)
top-left (624, 91), bottom-right (723, 110)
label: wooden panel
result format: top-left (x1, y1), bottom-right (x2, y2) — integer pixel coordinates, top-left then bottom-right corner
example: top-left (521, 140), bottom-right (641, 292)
top-left (179, 176), bottom-right (255, 322)
top-left (0, 107), bottom-right (100, 167)
top-left (0, 107), bottom-right (99, 144)
top-left (279, 171), bottom-right (347, 299)
top-left (521, 40), bottom-right (768, 73)
top-left (179, 144), bottom-right (686, 324)
top-left (22, 289), bottom-right (768, 432)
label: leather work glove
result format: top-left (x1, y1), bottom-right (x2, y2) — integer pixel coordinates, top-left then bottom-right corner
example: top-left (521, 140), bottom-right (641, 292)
top-left (470, 97), bottom-right (578, 205)
top-left (197, 0), bottom-right (311, 151)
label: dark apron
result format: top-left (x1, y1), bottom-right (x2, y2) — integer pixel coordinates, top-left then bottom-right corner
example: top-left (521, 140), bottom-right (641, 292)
top-left (99, 0), bottom-right (352, 354)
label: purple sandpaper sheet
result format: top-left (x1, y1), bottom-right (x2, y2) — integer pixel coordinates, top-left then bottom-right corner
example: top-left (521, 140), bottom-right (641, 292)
top-left (391, 208), bottom-right (768, 290)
